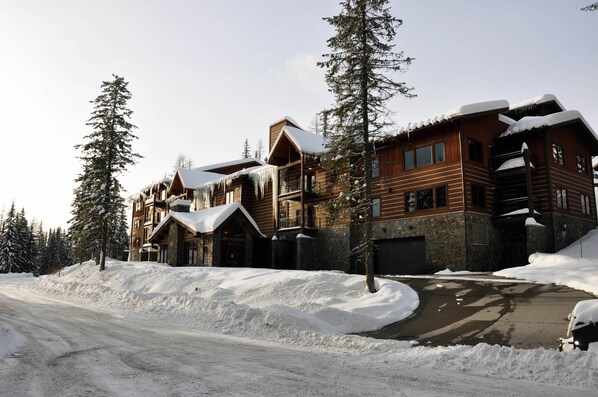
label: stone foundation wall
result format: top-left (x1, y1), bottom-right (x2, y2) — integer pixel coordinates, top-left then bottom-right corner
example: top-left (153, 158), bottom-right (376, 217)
top-left (464, 212), bottom-right (503, 272)
top-left (369, 212), bottom-right (467, 273)
top-left (547, 213), bottom-right (597, 253)
top-left (298, 226), bottom-right (351, 272)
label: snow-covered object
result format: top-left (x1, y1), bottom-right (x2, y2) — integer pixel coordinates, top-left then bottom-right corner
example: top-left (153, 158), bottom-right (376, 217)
top-left (495, 229), bottom-right (598, 296)
top-left (194, 165), bottom-right (276, 202)
top-left (525, 217), bottom-right (545, 227)
top-left (496, 157), bottom-right (528, 171)
top-left (567, 299), bottom-right (598, 335)
top-left (521, 142), bottom-right (529, 153)
top-left (174, 168), bottom-right (224, 190)
top-left (150, 202), bottom-right (262, 239)
top-left (509, 94), bottom-right (565, 112)
top-left (496, 208), bottom-right (540, 217)
top-left (395, 100), bottom-right (509, 136)
top-left (170, 198), bottom-right (191, 208)
top-left (269, 115), bottom-right (303, 130)
top-left (500, 110), bottom-right (597, 138)
top-left (269, 126), bottom-right (326, 157)
top-left (192, 158), bottom-right (266, 173)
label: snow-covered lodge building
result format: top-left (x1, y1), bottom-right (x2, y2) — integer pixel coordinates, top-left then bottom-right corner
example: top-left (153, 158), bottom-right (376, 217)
top-left (130, 94), bottom-right (598, 273)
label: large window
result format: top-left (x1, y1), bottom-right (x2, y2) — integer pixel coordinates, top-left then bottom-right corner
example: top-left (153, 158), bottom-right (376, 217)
top-left (468, 139), bottom-right (483, 163)
top-left (577, 155), bottom-right (587, 174)
top-left (552, 143), bottom-right (564, 165)
top-left (471, 185), bottom-right (485, 207)
top-left (581, 194), bottom-right (592, 215)
top-left (405, 141), bottom-right (445, 170)
top-left (405, 186), bottom-right (447, 212)
top-left (556, 188), bottom-right (568, 209)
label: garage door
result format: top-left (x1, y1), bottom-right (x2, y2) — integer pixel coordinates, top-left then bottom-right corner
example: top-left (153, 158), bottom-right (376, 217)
top-left (375, 237), bottom-right (426, 275)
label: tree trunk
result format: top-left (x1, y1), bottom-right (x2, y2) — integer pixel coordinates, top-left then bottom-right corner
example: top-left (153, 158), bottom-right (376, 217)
top-left (361, 4), bottom-right (376, 293)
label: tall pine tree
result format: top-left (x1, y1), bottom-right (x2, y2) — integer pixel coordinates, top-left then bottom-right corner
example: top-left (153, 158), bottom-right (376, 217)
top-left (241, 139), bottom-right (251, 158)
top-left (70, 75), bottom-right (141, 271)
top-left (318, 0), bottom-right (414, 292)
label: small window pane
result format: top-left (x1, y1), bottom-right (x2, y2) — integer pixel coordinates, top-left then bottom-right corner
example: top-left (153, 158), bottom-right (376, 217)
top-left (436, 186), bottom-right (447, 208)
top-left (405, 150), bottom-right (414, 170)
top-left (416, 146), bottom-right (432, 167)
top-left (417, 189), bottom-right (434, 210)
top-left (371, 158), bottom-right (380, 178)
top-left (434, 142), bottom-right (445, 163)
top-left (372, 198), bottom-right (381, 217)
top-left (405, 192), bottom-right (415, 212)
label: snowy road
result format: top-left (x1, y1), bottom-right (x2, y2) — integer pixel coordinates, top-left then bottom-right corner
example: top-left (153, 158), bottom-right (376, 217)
top-left (0, 281), bottom-right (594, 397)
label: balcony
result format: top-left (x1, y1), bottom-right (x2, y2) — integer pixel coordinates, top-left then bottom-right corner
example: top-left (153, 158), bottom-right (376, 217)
top-left (278, 213), bottom-right (319, 231)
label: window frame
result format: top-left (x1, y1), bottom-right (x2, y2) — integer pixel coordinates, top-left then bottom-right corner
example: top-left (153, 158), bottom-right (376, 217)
top-left (556, 187), bottom-right (568, 210)
top-left (581, 194), bottom-right (592, 215)
top-left (404, 185), bottom-right (448, 213)
top-left (552, 143), bottom-right (564, 166)
top-left (471, 184), bottom-right (486, 208)
top-left (371, 157), bottom-right (380, 178)
top-left (404, 141), bottom-right (446, 171)
top-left (577, 154), bottom-right (587, 174)
top-left (468, 139), bottom-right (483, 163)
top-left (372, 197), bottom-right (381, 217)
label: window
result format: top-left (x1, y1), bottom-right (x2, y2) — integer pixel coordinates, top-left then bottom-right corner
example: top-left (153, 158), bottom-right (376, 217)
top-left (416, 146), bottom-right (432, 168)
top-left (405, 191), bottom-right (416, 212)
top-left (305, 173), bottom-right (316, 192)
top-left (159, 245), bottom-right (168, 264)
top-left (134, 219), bottom-right (141, 229)
top-left (133, 238), bottom-right (141, 248)
top-left (434, 142), bottom-right (445, 163)
top-left (468, 139), bottom-right (483, 163)
top-left (202, 238), bottom-right (209, 265)
top-left (581, 195), bottom-right (592, 215)
top-left (372, 198), bottom-right (381, 217)
top-left (160, 189), bottom-right (167, 201)
top-left (185, 241), bottom-right (198, 265)
top-left (471, 185), bottom-right (485, 207)
top-left (552, 144), bottom-right (564, 165)
top-left (436, 186), bottom-right (447, 208)
top-left (371, 157), bottom-right (380, 178)
top-left (404, 150), bottom-right (414, 170)
top-left (405, 186), bottom-right (447, 212)
top-left (577, 155), bottom-right (587, 174)
top-left (135, 200), bottom-right (142, 211)
top-left (225, 190), bottom-right (234, 204)
top-left (405, 141), bottom-right (446, 170)
top-left (417, 189), bottom-right (434, 210)
top-left (556, 188), bottom-right (568, 209)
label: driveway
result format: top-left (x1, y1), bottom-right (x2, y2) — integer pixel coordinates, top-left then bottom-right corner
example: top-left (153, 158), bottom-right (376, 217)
top-left (363, 275), bottom-right (595, 349)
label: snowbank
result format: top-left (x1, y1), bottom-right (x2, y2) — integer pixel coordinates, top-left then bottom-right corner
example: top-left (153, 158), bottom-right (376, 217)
top-left (35, 261), bottom-right (418, 337)
top-left (494, 229), bottom-right (598, 296)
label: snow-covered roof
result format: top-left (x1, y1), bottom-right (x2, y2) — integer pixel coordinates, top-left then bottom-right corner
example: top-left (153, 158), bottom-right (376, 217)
top-left (174, 168), bottom-right (224, 190)
top-left (269, 126), bottom-right (326, 157)
top-left (149, 202), bottom-right (262, 240)
top-left (193, 158), bottom-right (266, 173)
top-left (395, 100), bottom-right (509, 136)
top-left (170, 198), bottom-right (191, 208)
top-left (495, 157), bottom-right (535, 172)
top-left (499, 110), bottom-right (597, 138)
top-left (270, 115), bottom-right (302, 130)
top-left (496, 208), bottom-right (540, 217)
top-left (509, 94), bottom-right (565, 112)
top-left (194, 165), bottom-right (277, 198)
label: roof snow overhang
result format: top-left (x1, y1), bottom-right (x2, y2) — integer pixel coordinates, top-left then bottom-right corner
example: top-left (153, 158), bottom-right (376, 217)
top-left (148, 202), bottom-right (263, 242)
top-left (267, 126), bottom-right (326, 164)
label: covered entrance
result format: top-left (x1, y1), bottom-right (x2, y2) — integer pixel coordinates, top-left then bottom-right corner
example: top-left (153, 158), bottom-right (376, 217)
top-left (374, 237), bottom-right (426, 275)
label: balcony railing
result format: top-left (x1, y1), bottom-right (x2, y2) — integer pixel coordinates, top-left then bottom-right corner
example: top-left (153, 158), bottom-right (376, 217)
top-left (278, 214), bottom-right (318, 230)
top-left (278, 180), bottom-right (325, 196)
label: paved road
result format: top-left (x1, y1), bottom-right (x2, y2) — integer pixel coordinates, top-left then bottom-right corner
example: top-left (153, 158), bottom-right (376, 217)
top-left (364, 276), bottom-right (595, 349)
top-left (1, 279), bottom-right (594, 396)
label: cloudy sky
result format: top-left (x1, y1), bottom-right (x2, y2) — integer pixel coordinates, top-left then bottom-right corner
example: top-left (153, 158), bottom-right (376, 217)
top-left (1, 0), bottom-right (597, 229)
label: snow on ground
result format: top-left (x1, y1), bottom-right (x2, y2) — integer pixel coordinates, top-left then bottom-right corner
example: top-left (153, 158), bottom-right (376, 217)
top-left (3, 229), bottom-right (598, 390)
top-left (495, 228), bottom-right (598, 296)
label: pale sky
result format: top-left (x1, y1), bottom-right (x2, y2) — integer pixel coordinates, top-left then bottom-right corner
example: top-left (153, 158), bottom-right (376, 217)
top-left (1, 0), bottom-right (597, 230)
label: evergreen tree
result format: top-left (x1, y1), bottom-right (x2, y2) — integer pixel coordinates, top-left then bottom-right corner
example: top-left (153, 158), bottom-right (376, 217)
top-left (242, 138), bottom-right (251, 158)
top-left (0, 203), bottom-right (20, 273)
top-left (254, 138), bottom-right (265, 160)
top-left (70, 74), bottom-right (141, 271)
top-left (318, 0), bottom-right (414, 292)
top-left (33, 221), bottom-right (48, 275)
top-left (582, 2), bottom-right (598, 11)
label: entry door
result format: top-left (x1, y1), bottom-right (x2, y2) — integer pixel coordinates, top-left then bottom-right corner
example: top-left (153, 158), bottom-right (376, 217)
top-left (222, 240), bottom-right (245, 267)
top-left (375, 237), bottom-right (426, 275)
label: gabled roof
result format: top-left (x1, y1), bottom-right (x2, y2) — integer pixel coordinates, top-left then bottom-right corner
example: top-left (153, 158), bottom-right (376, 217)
top-left (268, 126), bottom-right (326, 159)
top-left (499, 110), bottom-right (597, 138)
top-left (149, 202), bottom-right (262, 240)
top-left (193, 158), bottom-right (266, 173)
top-left (172, 168), bottom-right (224, 190)
top-left (509, 94), bottom-right (565, 112)
top-left (270, 116), bottom-right (302, 130)
top-left (395, 100), bottom-right (509, 136)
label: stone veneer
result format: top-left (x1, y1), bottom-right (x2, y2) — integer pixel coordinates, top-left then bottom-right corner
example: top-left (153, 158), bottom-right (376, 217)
top-left (369, 212), bottom-right (467, 273)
